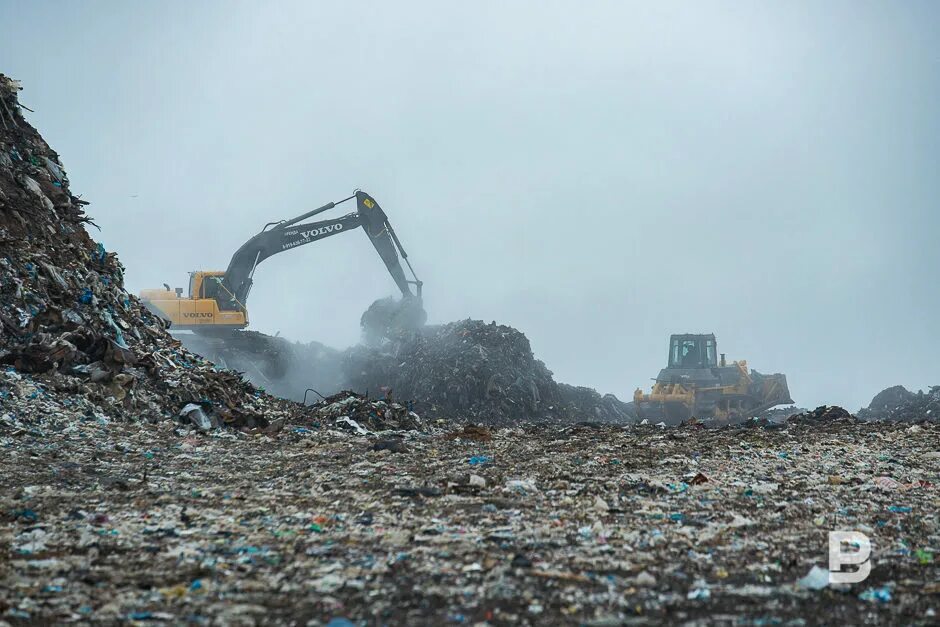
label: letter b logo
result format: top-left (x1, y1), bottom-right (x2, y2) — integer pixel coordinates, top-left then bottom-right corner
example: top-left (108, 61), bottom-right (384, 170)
top-left (829, 531), bottom-right (872, 584)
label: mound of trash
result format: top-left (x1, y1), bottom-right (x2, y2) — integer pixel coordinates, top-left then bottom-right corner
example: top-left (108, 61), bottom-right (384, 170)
top-left (0, 74), bottom-right (298, 430)
top-left (788, 405), bottom-right (857, 424)
top-left (308, 390), bottom-right (424, 433)
top-left (343, 319), bottom-right (559, 423)
top-left (342, 318), bottom-right (635, 424)
top-left (858, 385), bottom-right (940, 422)
top-left (556, 383), bottom-right (636, 423)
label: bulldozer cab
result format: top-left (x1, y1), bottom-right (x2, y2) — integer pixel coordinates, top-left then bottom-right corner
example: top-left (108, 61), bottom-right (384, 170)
top-left (668, 334), bottom-right (718, 369)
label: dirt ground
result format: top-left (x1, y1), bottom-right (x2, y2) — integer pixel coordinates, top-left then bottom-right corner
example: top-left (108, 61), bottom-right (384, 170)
top-left (2, 410), bottom-right (938, 625)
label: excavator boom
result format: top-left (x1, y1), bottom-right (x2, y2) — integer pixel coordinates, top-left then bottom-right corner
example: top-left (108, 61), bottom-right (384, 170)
top-left (220, 190), bottom-right (420, 313)
top-left (139, 191), bottom-right (422, 332)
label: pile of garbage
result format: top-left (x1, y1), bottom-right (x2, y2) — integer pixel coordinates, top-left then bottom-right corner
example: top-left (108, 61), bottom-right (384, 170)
top-left (342, 318), bottom-right (634, 424)
top-left (0, 74), bottom-right (298, 430)
top-left (308, 390), bottom-right (424, 433)
top-left (180, 312), bottom-right (638, 425)
top-left (0, 75), bottom-right (633, 429)
top-left (556, 382), bottom-right (636, 423)
top-left (788, 405), bottom-right (858, 424)
top-left (859, 384), bottom-right (940, 422)
top-left (343, 319), bottom-right (559, 423)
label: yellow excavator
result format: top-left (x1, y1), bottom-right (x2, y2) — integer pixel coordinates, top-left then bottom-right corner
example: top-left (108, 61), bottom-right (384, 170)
top-left (139, 190), bottom-right (424, 377)
top-left (634, 334), bottom-right (793, 424)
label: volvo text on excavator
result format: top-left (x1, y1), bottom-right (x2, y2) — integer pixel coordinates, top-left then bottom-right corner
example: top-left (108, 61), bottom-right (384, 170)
top-left (138, 190), bottom-right (424, 378)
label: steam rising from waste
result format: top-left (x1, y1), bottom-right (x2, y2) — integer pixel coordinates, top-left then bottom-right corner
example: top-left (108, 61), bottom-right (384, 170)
top-left (178, 297), bottom-right (638, 424)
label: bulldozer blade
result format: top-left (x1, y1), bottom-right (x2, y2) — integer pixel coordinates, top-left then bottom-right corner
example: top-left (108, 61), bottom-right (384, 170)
top-left (637, 400), bottom-right (692, 425)
top-left (749, 371), bottom-right (794, 410)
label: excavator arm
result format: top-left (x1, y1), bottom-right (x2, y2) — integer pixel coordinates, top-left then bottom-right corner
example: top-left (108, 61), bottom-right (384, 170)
top-left (218, 191), bottom-right (422, 313)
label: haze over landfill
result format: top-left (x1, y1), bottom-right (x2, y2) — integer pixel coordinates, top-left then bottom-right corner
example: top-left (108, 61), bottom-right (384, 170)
top-left (3, 2), bottom-right (940, 625)
top-left (2, 0), bottom-right (938, 410)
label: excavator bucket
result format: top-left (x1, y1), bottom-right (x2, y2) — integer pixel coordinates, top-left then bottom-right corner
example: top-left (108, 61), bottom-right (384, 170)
top-left (360, 295), bottom-right (427, 344)
top-left (355, 191), bottom-right (427, 342)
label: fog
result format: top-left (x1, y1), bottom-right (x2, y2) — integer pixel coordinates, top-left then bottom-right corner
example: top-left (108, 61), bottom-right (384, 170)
top-left (3, 0), bottom-right (937, 410)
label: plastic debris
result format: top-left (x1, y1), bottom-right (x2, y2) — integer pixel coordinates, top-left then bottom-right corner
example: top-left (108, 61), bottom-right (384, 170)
top-left (687, 579), bottom-right (712, 600)
top-left (179, 403), bottom-right (211, 431)
top-left (858, 586), bottom-right (893, 603)
top-left (4, 387), bottom-right (940, 623)
top-left (797, 565), bottom-right (830, 590)
top-left (310, 390), bottom-right (424, 432)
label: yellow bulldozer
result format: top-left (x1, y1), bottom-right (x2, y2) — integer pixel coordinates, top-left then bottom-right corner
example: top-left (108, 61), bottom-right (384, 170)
top-left (634, 333), bottom-right (793, 424)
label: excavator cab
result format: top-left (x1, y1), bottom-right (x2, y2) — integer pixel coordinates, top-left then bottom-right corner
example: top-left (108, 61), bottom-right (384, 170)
top-left (193, 273), bottom-right (240, 312)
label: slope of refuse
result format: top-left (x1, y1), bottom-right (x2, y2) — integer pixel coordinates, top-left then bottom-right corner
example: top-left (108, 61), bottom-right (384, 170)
top-left (343, 319), bottom-right (561, 423)
top-left (0, 74), bottom-right (300, 430)
top-left (859, 385), bottom-right (940, 422)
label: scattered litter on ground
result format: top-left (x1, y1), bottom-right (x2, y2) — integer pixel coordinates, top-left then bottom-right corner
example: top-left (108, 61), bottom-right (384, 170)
top-left (2, 416), bottom-right (937, 623)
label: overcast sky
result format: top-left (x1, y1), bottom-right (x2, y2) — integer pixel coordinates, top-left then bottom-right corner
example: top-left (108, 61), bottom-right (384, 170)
top-left (3, 0), bottom-right (937, 410)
